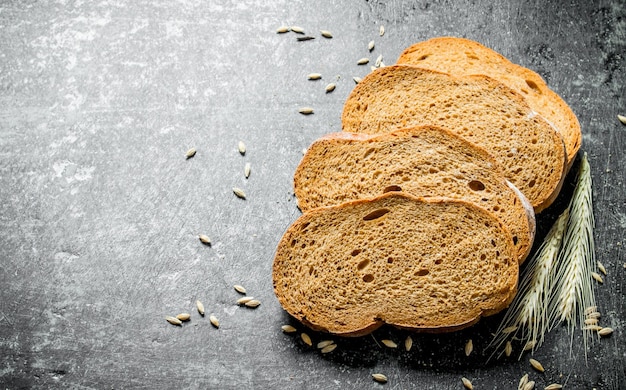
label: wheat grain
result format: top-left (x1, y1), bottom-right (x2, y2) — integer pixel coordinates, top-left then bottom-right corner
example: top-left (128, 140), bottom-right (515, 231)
top-left (238, 141), bottom-right (246, 155)
top-left (233, 187), bottom-right (246, 199)
top-left (320, 343), bottom-right (337, 353)
top-left (300, 332), bottom-right (312, 346)
top-left (320, 30), bottom-right (333, 38)
top-left (372, 374), bottom-right (388, 383)
top-left (166, 316), bottom-right (182, 326)
top-left (317, 340), bottom-right (334, 349)
top-left (598, 327), bottom-right (613, 336)
top-left (591, 272), bottom-right (603, 283)
top-left (368, 40), bottom-right (375, 51)
top-left (523, 381), bottom-right (536, 390)
top-left (381, 339), bottom-right (397, 348)
top-left (325, 83), bottom-right (336, 93)
top-left (357, 57), bottom-right (369, 65)
top-left (597, 261), bottom-right (607, 275)
top-left (518, 373), bottom-right (529, 390)
top-left (529, 358), bottom-right (545, 372)
top-left (209, 315), bottom-right (219, 328)
top-left (244, 162), bottom-right (251, 178)
top-left (404, 335), bottom-right (413, 351)
top-left (186, 147), bottom-right (196, 159)
top-left (234, 285), bottom-right (247, 294)
top-left (544, 384), bottom-right (563, 390)
top-left (196, 300), bottom-right (205, 316)
top-left (281, 324), bottom-right (297, 333)
top-left (465, 339), bottom-right (473, 356)
top-left (276, 26), bottom-right (290, 33)
top-left (461, 377), bottom-right (473, 389)
top-left (290, 26), bottom-right (304, 34)
top-left (618, 114), bottom-right (626, 125)
top-left (505, 341), bottom-right (512, 357)
top-left (488, 208), bottom-right (569, 359)
top-left (549, 153), bottom-right (597, 356)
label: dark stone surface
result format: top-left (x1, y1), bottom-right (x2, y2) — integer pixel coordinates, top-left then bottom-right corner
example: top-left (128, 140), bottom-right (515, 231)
top-left (0, 0), bottom-right (624, 388)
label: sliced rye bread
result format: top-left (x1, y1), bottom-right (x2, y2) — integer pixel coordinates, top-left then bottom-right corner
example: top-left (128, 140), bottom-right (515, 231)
top-left (272, 192), bottom-right (519, 336)
top-left (341, 65), bottom-right (567, 213)
top-left (294, 126), bottom-right (536, 263)
top-left (397, 36), bottom-right (581, 169)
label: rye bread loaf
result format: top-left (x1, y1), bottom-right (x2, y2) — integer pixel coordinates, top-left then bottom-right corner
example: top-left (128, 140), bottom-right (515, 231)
top-left (294, 126), bottom-right (535, 263)
top-left (272, 192), bottom-right (519, 336)
top-left (397, 37), bottom-right (581, 169)
top-left (341, 65), bottom-right (567, 213)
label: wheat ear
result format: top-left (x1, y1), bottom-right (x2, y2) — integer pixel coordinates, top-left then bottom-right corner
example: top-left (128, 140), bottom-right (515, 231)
top-left (549, 152), bottom-right (596, 355)
top-left (488, 207), bottom-right (569, 360)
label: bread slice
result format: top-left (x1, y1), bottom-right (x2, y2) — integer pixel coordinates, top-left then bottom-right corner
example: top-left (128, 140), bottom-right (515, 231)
top-left (341, 65), bottom-right (567, 213)
top-left (272, 192), bottom-right (519, 336)
top-left (294, 126), bottom-right (535, 263)
top-left (397, 37), bottom-right (581, 168)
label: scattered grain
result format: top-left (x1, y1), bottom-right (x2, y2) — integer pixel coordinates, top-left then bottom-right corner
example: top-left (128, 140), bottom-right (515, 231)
top-left (237, 296), bottom-right (254, 305)
top-left (461, 377), bottom-right (473, 390)
top-left (166, 316), bottom-right (182, 326)
top-left (196, 300), bottom-right (205, 316)
top-left (587, 311), bottom-right (601, 319)
top-left (597, 261), bottom-right (607, 275)
top-left (234, 285), bottom-right (247, 294)
top-left (381, 339), bottom-right (397, 348)
top-left (233, 187), bottom-right (246, 199)
top-left (618, 114), bottom-right (626, 125)
top-left (291, 26), bottom-right (304, 34)
top-left (301, 332), bottom-right (312, 346)
top-left (584, 318), bottom-right (598, 325)
top-left (524, 381), bottom-right (536, 390)
top-left (317, 340), bottom-right (334, 349)
top-left (176, 313), bottom-right (191, 321)
top-left (357, 57), bottom-right (370, 65)
top-left (375, 54), bottom-right (383, 67)
top-left (308, 73), bottom-right (322, 80)
top-left (465, 339), bottom-right (473, 356)
top-left (299, 107), bottom-right (314, 115)
top-left (585, 305), bottom-right (598, 315)
top-left (186, 147), bottom-right (196, 159)
top-left (529, 358), bottom-right (545, 373)
top-left (321, 343), bottom-right (337, 353)
top-left (325, 83), bottom-right (336, 93)
top-left (583, 325), bottom-right (603, 331)
top-left (238, 141), bottom-right (246, 155)
top-left (281, 324), bottom-right (297, 333)
top-left (598, 327), bottom-right (614, 337)
top-left (544, 384), bottom-right (563, 390)
top-left (353, 76), bottom-right (362, 84)
top-left (379, 25), bottom-right (385, 36)
top-left (368, 40), bottom-right (375, 51)
top-left (297, 36), bottom-right (315, 41)
top-left (404, 335), bottom-right (413, 351)
top-left (320, 30), bottom-right (332, 38)
top-left (209, 314), bottom-right (220, 328)
top-left (244, 162), bottom-right (251, 178)
top-left (276, 26), bottom-right (290, 33)
top-left (198, 234), bottom-right (211, 245)
top-left (518, 373), bottom-right (529, 390)
top-left (372, 373), bottom-right (388, 383)
top-left (244, 299), bottom-right (261, 308)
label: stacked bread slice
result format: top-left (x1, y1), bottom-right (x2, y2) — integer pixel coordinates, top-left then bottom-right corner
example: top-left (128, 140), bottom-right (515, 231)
top-left (273, 37), bottom-right (574, 336)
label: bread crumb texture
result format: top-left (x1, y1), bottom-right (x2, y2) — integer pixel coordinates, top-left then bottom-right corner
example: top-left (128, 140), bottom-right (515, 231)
top-left (272, 193), bottom-right (518, 336)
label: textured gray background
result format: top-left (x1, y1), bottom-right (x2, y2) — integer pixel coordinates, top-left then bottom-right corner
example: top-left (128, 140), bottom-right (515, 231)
top-left (0, 0), bottom-right (624, 389)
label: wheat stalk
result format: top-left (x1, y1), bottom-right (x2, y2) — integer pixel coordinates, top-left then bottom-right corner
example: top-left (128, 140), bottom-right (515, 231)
top-left (549, 152), bottom-right (596, 355)
top-left (488, 207), bottom-right (569, 359)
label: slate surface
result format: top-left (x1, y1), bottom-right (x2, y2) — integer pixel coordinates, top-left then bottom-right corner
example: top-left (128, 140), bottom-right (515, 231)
top-left (0, 0), bottom-right (624, 389)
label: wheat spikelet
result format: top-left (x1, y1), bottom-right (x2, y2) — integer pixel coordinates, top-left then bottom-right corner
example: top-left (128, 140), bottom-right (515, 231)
top-left (549, 152), bottom-right (596, 355)
top-left (488, 207), bottom-right (569, 359)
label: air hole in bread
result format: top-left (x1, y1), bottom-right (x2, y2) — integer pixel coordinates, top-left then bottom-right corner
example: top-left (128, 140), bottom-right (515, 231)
top-left (387, 257), bottom-right (393, 264)
top-left (531, 138), bottom-right (538, 144)
top-left (362, 274), bottom-right (374, 283)
top-left (308, 266), bottom-right (314, 275)
top-left (416, 269), bottom-right (429, 276)
top-left (383, 185), bottom-right (402, 193)
top-left (301, 222), bottom-right (310, 230)
top-left (417, 54), bottom-right (429, 61)
top-left (429, 167), bottom-right (438, 174)
top-left (351, 249), bottom-right (362, 256)
top-left (493, 205), bottom-right (500, 212)
top-left (528, 179), bottom-right (536, 188)
top-left (491, 239), bottom-right (496, 247)
top-left (525, 79), bottom-right (541, 93)
top-left (290, 239), bottom-right (297, 248)
top-left (480, 254), bottom-right (486, 260)
top-left (363, 208), bottom-right (391, 221)
top-left (372, 171), bottom-right (382, 179)
top-left (434, 259), bottom-right (443, 265)
top-left (513, 236), bottom-right (518, 245)
top-left (468, 180), bottom-right (485, 191)
top-left (357, 259), bottom-right (370, 270)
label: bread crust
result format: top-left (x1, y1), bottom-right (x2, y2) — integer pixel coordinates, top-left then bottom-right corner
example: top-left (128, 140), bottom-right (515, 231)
top-left (273, 193), bottom-right (519, 336)
top-left (397, 36), bottom-right (581, 169)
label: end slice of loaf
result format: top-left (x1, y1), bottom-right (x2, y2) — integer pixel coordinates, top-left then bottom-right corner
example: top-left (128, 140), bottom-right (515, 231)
top-left (294, 126), bottom-right (535, 263)
top-left (341, 65), bottom-right (567, 213)
top-left (397, 37), bottom-right (581, 168)
top-left (272, 192), bottom-right (519, 336)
